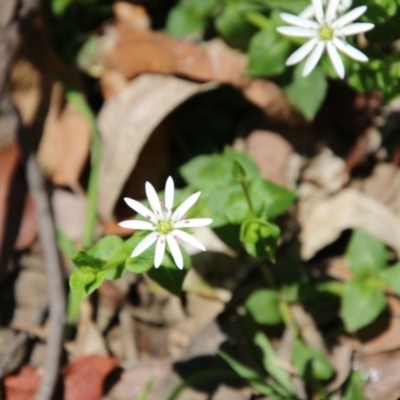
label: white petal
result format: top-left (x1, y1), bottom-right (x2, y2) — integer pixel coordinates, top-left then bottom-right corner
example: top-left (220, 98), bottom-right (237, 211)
top-left (174, 218), bottom-right (213, 229)
top-left (119, 220), bottom-right (155, 230)
top-left (172, 192), bottom-right (201, 221)
top-left (166, 235), bottom-right (183, 270)
top-left (277, 26), bottom-right (316, 38)
top-left (299, 5), bottom-right (314, 19)
top-left (279, 13), bottom-right (318, 29)
top-left (154, 236), bottom-right (166, 268)
top-left (145, 182), bottom-right (163, 220)
top-left (326, 0), bottom-right (340, 23)
top-left (327, 41), bottom-right (345, 78)
top-left (286, 38), bottom-right (318, 66)
top-left (173, 229), bottom-right (206, 252)
top-left (124, 198), bottom-right (156, 223)
top-left (337, 22), bottom-right (375, 36)
top-left (332, 37), bottom-right (368, 61)
top-left (303, 41), bottom-right (325, 77)
top-left (131, 232), bottom-right (158, 258)
top-left (312, 0), bottom-right (324, 23)
top-left (164, 177), bottom-right (174, 217)
top-left (333, 5), bottom-right (367, 29)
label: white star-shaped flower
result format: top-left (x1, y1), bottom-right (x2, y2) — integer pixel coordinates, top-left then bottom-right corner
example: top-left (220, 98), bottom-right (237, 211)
top-left (300, 0), bottom-right (351, 19)
top-left (119, 177), bottom-right (212, 270)
top-left (277, 0), bottom-right (374, 78)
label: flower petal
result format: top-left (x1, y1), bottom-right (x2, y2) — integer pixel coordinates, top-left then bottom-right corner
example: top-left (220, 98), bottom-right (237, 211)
top-left (124, 198), bottom-right (156, 222)
top-left (303, 41), bottom-right (325, 76)
top-left (299, 4), bottom-right (314, 19)
top-left (312, 0), bottom-right (324, 23)
top-left (276, 26), bottom-right (316, 38)
top-left (327, 41), bottom-right (345, 78)
top-left (164, 176), bottom-right (174, 217)
top-left (154, 236), bottom-right (166, 268)
top-left (172, 192), bottom-right (201, 221)
top-left (333, 5), bottom-right (367, 29)
top-left (286, 38), bottom-right (318, 66)
top-left (131, 232), bottom-right (158, 258)
top-left (174, 218), bottom-right (213, 229)
top-left (332, 37), bottom-right (368, 61)
top-left (173, 229), bottom-right (206, 251)
top-left (145, 182), bottom-right (163, 220)
top-left (119, 220), bottom-right (155, 230)
top-left (279, 13), bottom-right (318, 29)
top-left (166, 235), bottom-right (184, 269)
top-left (326, 0), bottom-right (340, 23)
top-left (337, 22), bottom-right (375, 36)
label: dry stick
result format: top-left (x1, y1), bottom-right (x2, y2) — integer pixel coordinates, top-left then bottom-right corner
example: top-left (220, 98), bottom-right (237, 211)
top-left (0, 301), bottom-right (48, 378)
top-left (1, 1), bottom-right (66, 398)
top-left (25, 153), bottom-right (66, 400)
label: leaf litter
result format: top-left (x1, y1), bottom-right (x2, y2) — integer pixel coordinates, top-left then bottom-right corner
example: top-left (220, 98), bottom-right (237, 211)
top-left (2, 2), bottom-right (400, 400)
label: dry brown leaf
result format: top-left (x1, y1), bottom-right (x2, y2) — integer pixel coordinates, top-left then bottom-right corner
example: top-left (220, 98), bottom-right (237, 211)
top-left (354, 348), bottom-right (400, 400)
top-left (37, 82), bottom-right (91, 191)
top-left (4, 365), bottom-right (42, 400)
top-left (90, 22), bottom-right (304, 124)
top-left (113, 2), bottom-right (150, 30)
top-left (0, 142), bottom-right (37, 264)
top-left (62, 355), bottom-right (119, 400)
top-left (97, 73), bottom-right (217, 220)
top-left (301, 188), bottom-right (400, 260)
top-left (0, 0), bottom-right (17, 28)
top-left (246, 130), bottom-right (294, 186)
top-left (327, 337), bottom-right (353, 391)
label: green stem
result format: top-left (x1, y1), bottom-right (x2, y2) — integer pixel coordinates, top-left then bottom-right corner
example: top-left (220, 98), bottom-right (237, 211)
top-left (65, 90), bottom-right (101, 249)
top-left (240, 181), bottom-right (255, 217)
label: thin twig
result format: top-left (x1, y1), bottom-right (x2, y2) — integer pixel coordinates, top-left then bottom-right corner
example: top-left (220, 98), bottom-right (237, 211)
top-left (0, 301), bottom-right (48, 378)
top-left (25, 153), bottom-right (66, 400)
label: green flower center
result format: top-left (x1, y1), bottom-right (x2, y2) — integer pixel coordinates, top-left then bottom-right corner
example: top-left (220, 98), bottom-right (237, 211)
top-left (318, 24), bottom-right (334, 41)
top-left (156, 220), bottom-right (174, 235)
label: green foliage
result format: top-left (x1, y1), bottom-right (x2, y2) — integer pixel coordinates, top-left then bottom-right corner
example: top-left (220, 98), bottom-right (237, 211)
top-left (167, 0), bottom-right (400, 118)
top-left (245, 289), bottom-right (282, 324)
top-left (283, 64), bottom-right (328, 121)
top-left (342, 279), bottom-right (387, 331)
top-left (343, 371), bottom-right (367, 400)
top-left (346, 230), bottom-right (387, 279)
top-left (339, 230), bottom-right (393, 331)
top-left (292, 339), bottom-right (335, 382)
top-left (69, 233), bottom-right (190, 298)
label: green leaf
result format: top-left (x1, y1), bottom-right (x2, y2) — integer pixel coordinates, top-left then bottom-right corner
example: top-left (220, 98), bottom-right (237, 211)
top-left (166, 5), bottom-right (207, 38)
top-left (343, 371), bottom-right (367, 400)
top-left (91, 235), bottom-right (125, 260)
top-left (219, 351), bottom-right (280, 397)
top-left (246, 289), bottom-right (282, 325)
top-left (342, 280), bottom-right (387, 331)
top-left (225, 190), bottom-right (250, 225)
top-left (247, 27), bottom-right (291, 77)
top-left (147, 247), bottom-right (191, 296)
top-left (379, 262), bottom-right (400, 295)
top-left (215, 5), bottom-right (257, 49)
top-left (252, 179), bottom-right (296, 218)
top-left (124, 234), bottom-right (156, 274)
top-left (73, 250), bottom-right (105, 270)
top-left (254, 332), bottom-right (294, 395)
top-left (284, 64), bottom-right (328, 120)
top-left (240, 218), bottom-right (280, 261)
top-left (255, 0), bottom-right (309, 13)
top-left (69, 268), bottom-right (106, 299)
top-left (346, 230), bottom-right (387, 279)
top-left (292, 339), bottom-right (334, 381)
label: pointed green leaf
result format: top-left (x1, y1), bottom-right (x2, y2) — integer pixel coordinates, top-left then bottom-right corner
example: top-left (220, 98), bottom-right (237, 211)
top-left (346, 230), bottom-right (387, 279)
top-left (379, 262), bottom-right (400, 295)
top-left (342, 280), bottom-right (387, 331)
top-left (72, 250), bottom-right (105, 270)
top-left (246, 289), bottom-right (282, 325)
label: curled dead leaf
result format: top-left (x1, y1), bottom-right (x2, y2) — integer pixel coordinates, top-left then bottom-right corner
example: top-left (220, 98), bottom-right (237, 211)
top-left (301, 189), bottom-right (400, 260)
top-left (97, 73), bottom-right (217, 220)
